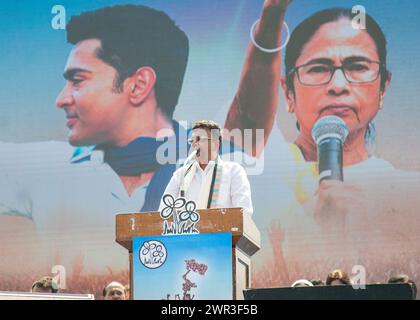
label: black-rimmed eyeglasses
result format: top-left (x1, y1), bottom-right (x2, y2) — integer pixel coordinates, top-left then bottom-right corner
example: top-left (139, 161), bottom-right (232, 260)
top-left (289, 60), bottom-right (384, 86)
top-left (187, 136), bottom-right (214, 145)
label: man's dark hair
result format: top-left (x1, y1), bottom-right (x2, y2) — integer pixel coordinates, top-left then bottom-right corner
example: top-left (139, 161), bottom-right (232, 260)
top-left (31, 276), bottom-right (59, 293)
top-left (326, 269), bottom-right (351, 285)
top-left (285, 8), bottom-right (389, 92)
top-left (192, 120), bottom-right (222, 144)
top-left (66, 5), bottom-right (189, 119)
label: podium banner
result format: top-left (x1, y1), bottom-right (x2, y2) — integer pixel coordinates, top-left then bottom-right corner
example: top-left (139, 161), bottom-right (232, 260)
top-left (132, 232), bottom-right (232, 300)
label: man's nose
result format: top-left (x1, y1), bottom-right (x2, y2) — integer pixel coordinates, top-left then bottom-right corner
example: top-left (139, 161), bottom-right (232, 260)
top-left (56, 84), bottom-right (74, 109)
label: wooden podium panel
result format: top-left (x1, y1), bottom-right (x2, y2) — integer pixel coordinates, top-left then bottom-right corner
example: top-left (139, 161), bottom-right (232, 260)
top-left (116, 208), bottom-right (260, 300)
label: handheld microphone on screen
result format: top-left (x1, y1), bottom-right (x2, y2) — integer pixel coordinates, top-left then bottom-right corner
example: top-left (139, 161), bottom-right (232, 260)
top-left (311, 115), bottom-right (349, 183)
top-left (183, 146), bottom-right (199, 166)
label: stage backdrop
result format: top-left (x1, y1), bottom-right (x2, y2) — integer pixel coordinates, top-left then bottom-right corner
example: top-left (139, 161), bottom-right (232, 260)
top-left (1, 0), bottom-right (420, 299)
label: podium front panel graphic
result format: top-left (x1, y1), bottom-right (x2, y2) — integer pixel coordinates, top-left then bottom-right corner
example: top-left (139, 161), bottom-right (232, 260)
top-left (132, 233), bottom-right (232, 300)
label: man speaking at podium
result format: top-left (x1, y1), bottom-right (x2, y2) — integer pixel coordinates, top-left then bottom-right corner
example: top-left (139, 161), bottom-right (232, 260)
top-left (160, 120), bottom-right (253, 216)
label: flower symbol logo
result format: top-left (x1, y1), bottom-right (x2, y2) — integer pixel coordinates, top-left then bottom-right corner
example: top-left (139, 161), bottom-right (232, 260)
top-left (139, 240), bottom-right (167, 269)
top-left (141, 241), bottom-right (156, 255)
top-left (178, 201), bottom-right (200, 223)
top-left (160, 194), bottom-right (186, 219)
top-left (152, 245), bottom-right (165, 258)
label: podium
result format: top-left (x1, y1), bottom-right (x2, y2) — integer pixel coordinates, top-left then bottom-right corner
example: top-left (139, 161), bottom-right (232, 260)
top-left (116, 208), bottom-right (260, 300)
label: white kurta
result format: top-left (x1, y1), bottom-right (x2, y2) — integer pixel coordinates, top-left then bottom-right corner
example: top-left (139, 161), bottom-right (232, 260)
top-left (160, 156), bottom-right (254, 215)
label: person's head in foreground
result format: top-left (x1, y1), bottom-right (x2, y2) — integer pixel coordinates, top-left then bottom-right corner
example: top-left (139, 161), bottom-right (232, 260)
top-left (326, 269), bottom-right (351, 286)
top-left (31, 276), bottom-right (59, 293)
top-left (103, 281), bottom-right (127, 300)
top-left (291, 279), bottom-right (315, 287)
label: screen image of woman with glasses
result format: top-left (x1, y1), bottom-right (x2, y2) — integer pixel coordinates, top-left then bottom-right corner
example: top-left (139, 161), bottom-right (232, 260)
top-left (225, 1), bottom-right (420, 288)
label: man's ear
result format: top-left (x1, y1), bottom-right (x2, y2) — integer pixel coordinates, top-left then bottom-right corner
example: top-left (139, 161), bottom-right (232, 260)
top-left (281, 76), bottom-right (295, 113)
top-left (126, 67), bottom-right (157, 106)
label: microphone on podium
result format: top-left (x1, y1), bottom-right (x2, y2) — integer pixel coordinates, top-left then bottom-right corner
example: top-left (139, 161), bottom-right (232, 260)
top-left (311, 115), bottom-right (349, 182)
top-left (183, 146), bottom-right (199, 166)
top-left (180, 146), bottom-right (200, 197)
